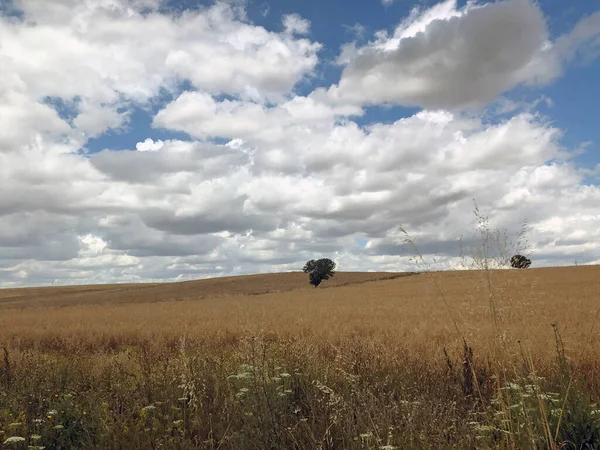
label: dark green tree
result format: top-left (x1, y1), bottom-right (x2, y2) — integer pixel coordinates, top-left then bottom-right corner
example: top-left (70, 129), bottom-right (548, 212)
top-left (302, 258), bottom-right (336, 287)
top-left (510, 254), bottom-right (531, 269)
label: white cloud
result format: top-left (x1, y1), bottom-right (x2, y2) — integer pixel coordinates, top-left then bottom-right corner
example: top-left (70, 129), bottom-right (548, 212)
top-left (2, 123), bottom-right (599, 286)
top-left (79, 234), bottom-right (108, 256)
top-left (153, 91), bottom-right (363, 142)
top-left (0, 72), bottom-right (72, 151)
top-left (283, 13), bottom-right (311, 35)
top-left (329, 0), bottom-right (560, 109)
top-left (385, 0), bottom-right (462, 42)
top-left (1, 0), bottom-right (322, 116)
top-left (554, 10), bottom-right (600, 66)
top-left (0, 0), bottom-right (599, 286)
top-left (335, 41), bottom-right (360, 66)
top-left (136, 138), bottom-right (165, 152)
top-left (72, 100), bottom-right (129, 139)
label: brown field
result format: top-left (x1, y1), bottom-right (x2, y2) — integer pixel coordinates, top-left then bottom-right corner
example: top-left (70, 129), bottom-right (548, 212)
top-left (1, 266), bottom-right (600, 449)
top-left (0, 271), bottom-right (411, 309)
top-left (1, 267), bottom-right (598, 360)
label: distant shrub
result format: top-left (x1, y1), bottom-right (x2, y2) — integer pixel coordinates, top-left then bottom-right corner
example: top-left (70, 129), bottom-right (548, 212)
top-left (510, 254), bottom-right (531, 269)
top-left (302, 258), bottom-right (336, 287)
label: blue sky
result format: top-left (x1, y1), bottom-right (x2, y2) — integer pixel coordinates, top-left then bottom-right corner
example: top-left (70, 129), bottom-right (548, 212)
top-left (1, 0), bottom-right (600, 286)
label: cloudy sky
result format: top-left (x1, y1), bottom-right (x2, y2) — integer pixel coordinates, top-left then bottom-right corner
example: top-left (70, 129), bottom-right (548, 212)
top-left (1, 0), bottom-right (599, 287)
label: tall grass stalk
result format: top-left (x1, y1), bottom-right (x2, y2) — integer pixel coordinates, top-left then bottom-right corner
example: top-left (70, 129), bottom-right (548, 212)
top-left (401, 201), bottom-right (600, 449)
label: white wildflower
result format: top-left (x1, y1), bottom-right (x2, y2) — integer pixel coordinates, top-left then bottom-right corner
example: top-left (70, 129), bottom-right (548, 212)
top-left (236, 387), bottom-right (249, 398)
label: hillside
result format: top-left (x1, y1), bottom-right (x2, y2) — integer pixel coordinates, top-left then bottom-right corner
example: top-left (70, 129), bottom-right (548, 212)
top-left (0, 271), bottom-right (414, 309)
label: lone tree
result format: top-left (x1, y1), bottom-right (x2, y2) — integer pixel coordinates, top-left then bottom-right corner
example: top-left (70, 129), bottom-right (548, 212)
top-left (510, 254), bottom-right (531, 269)
top-left (302, 258), bottom-right (336, 288)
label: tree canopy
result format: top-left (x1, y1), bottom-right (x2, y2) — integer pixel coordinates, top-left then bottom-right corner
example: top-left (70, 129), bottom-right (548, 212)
top-left (302, 258), bottom-right (336, 287)
top-left (510, 254), bottom-right (531, 269)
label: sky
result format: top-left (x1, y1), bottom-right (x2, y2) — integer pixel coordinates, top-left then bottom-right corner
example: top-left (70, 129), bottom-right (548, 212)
top-left (1, 0), bottom-right (599, 287)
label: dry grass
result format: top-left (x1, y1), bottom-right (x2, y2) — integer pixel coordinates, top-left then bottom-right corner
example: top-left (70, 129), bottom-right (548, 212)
top-left (0, 271), bottom-right (411, 309)
top-left (1, 267), bottom-right (600, 449)
top-left (1, 267), bottom-right (598, 360)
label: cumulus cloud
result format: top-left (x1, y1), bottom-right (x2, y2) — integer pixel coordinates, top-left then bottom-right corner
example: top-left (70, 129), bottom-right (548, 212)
top-left (153, 91), bottom-right (363, 142)
top-left (1, 0), bottom-right (321, 112)
top-left (329, 0), bottom-right (561, 109)
top-left (2, 105), bottom-right (600, 285)
top-left (91, 139), bottom-right (248, 182)
top-left (0, 0), bottom-right (599, 286)
top-left (72, 100), bottom-right (129, 139)
top-left (0, 73), bottom-right (72, 150)
top-left (283, 13), bottom-right (311, 35)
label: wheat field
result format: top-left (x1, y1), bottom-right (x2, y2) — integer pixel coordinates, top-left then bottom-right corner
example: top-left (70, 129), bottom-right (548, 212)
top-left (1, 267), bottom-right (599, 449)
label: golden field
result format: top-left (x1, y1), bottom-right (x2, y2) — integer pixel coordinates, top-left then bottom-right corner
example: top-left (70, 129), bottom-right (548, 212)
top-left (1, 267), bottom-right (600, 449)
top-left (1, 267), bottom-right (598, 360)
